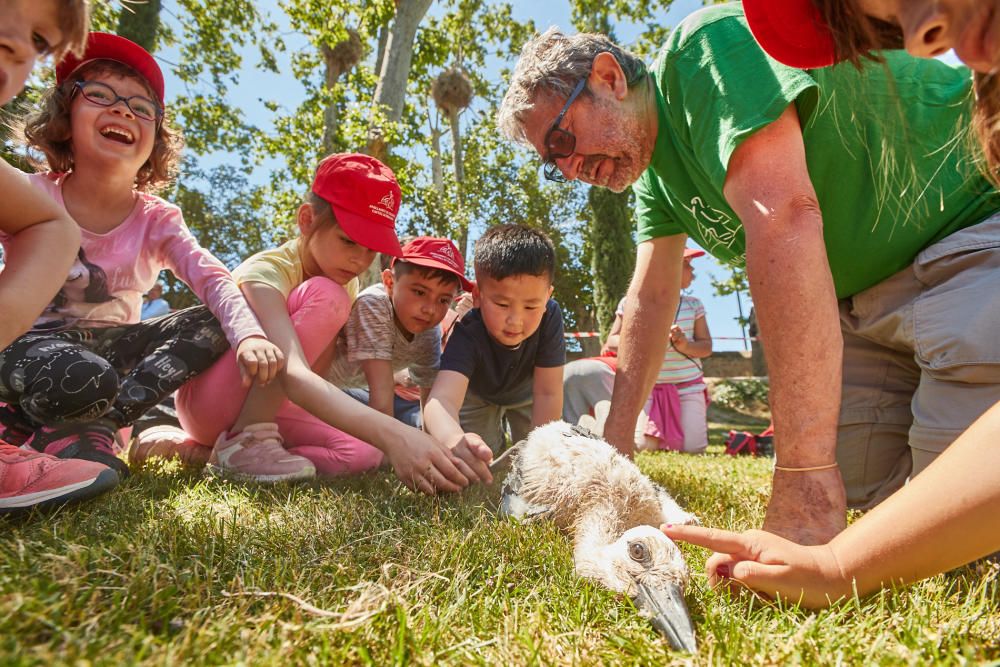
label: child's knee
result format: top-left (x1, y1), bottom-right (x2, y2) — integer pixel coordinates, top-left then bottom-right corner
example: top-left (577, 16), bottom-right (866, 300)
top-left (289, 277), bottom-right (352, 317)
top-left (22, 355), bottom-right (119, 423)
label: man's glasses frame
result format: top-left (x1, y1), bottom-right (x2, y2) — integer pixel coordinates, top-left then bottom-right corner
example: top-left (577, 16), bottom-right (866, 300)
top-left (72, 80), bottom-right (163, 124)
top-left (542, 76), bottom-right (588, 183)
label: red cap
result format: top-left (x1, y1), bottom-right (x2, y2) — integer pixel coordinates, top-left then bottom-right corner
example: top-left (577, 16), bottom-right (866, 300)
top-left (684, 247), bottom-right (706, 260)
top-left (742, 0), bottom-right (838, 69)
top-left (312, 153), bottom-right (402, 256)
top-left (56, 32), bottom-right (165, 104)
top-left (391, 237), bottom-right (473, 292)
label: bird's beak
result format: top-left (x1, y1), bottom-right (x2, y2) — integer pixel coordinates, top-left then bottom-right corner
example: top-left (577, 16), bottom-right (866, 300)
top-left (634, 580), bottom-right (697, 653)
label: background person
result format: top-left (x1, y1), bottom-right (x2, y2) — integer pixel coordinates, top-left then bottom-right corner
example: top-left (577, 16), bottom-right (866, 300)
top-left (140, 281), bottom-right (170, 320)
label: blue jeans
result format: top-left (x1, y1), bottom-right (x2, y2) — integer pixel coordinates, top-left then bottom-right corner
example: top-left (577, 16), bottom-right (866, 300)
top-left (342, 388), bottom-right (422, 429)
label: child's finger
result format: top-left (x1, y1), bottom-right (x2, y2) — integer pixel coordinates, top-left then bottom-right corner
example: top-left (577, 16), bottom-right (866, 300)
top-left (432, 452), bottom-right (469, 490)
top-left (238, 356), bottom-right (254, 387)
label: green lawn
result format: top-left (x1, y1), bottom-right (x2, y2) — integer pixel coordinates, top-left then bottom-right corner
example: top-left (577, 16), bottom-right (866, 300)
top-left (2, 412), bottom-right (998, 665)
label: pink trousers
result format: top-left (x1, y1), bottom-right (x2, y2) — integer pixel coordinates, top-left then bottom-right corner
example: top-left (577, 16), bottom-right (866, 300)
top-left (176, 277), bottom-right (383, 476)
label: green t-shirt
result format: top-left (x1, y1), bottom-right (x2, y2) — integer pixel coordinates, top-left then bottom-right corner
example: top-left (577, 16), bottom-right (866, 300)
top-left (634, 4), bottom-right (1000, 298)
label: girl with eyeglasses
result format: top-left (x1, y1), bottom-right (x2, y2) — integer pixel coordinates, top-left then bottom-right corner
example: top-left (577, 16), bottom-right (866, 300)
top-left (0, 32), bottom-right (282, 485)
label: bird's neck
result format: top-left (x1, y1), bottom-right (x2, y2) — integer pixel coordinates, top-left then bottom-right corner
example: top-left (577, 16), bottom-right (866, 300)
top-left (572, 505), bottom-right (624, 588)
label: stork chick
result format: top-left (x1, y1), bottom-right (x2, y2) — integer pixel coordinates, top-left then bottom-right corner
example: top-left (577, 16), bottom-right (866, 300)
top-left (499, 421), bottom-right (699, 652)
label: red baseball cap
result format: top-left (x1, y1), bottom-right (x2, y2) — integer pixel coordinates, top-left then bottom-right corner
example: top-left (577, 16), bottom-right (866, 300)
top-left (312, 153), bottom-right (403, 257)
top-left (56, 32), bottom-right (165, 104)
top-left (684, 247), bottom-right (706, 260)
top-left (391, 237), bottom-right (474, 292)
top-left (742, 0), bottom-right (838, 69)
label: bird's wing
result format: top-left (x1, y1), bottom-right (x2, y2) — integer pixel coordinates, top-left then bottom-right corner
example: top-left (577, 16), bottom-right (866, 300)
top-left (499, 446), bottom-right (553, 520)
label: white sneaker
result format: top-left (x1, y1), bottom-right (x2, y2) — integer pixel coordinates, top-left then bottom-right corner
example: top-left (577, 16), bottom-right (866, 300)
top-left (207, 423), bottom-right (315, 482)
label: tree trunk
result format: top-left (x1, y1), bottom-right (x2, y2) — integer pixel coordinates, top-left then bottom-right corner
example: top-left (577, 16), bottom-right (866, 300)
top-left (588, 187), bottom-right (635, 339)
top-left (430, 111), bottom-right (444, 193)
top-left (447, 106), bottom-right (469, 256)
top-left (365, 0), bottom-right (434, 162)
top-left (116, 0), bottom-right (162, 51)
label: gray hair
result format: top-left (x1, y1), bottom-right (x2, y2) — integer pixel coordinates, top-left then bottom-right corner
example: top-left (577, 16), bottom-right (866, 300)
top-left (497, 27), bottom-right (647, 145)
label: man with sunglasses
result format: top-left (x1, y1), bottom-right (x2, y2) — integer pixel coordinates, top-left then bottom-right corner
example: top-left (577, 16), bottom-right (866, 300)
top-left (497, 5), bottom-right (1000, 548)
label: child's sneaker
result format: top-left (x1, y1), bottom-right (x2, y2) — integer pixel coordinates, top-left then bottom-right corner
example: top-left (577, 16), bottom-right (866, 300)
top-left (0, 403), bottom-right (33, 448)
top-left (129, 425), bottom-right (211, 469)
top-left (23, 422), bottom-right (129, 477)
top-left (0, 442), bottom-right (119, 514)
top-left (208, 423), bottom-right (315, 482)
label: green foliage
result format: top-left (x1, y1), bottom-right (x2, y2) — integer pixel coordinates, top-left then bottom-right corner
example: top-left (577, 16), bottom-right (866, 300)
top-left (712, 377), bottom-right (771, 412)
top-left (587, 187), bottom-right (635, 338)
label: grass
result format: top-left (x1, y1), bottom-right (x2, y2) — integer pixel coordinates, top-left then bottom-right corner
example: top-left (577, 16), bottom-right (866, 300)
top-left (2, 409), bottom-right (998, 665)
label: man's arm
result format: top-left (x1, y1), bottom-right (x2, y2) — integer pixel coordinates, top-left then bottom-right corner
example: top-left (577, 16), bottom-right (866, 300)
top-left (531, 365), bottom-right (564, 426)
top-left (602, 234), bottom-right (688, 457)
top-left (601, 312), bottom-right (624, 355)
top-left (723, 103), bottom-right (845, 545)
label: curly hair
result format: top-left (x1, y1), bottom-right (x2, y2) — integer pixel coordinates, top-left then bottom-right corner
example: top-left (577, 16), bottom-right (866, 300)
top-left (497, 27), bottom-right (647, 145)
top-left (17, 60), bottom-right (183, 193)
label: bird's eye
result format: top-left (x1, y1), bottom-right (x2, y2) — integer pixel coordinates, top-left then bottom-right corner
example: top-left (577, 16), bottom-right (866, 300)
top-left (628, 541), bottom-right (649, 563)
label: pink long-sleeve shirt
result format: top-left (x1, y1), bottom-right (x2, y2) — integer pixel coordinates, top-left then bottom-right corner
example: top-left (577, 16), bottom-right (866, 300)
top-left (0, 172), bottom-right (265, 348)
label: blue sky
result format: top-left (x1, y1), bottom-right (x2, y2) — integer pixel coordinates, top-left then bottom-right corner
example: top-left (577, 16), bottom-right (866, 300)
top-left (154, 0), bottom-right (748, 350)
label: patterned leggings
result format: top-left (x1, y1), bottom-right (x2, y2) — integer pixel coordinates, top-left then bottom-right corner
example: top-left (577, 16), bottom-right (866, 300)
top-left (0, 305), bottom-right (229, 429)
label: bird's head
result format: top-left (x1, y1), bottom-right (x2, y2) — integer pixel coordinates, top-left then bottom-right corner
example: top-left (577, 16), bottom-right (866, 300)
top-left (575, 524), bottom-right (696, 652)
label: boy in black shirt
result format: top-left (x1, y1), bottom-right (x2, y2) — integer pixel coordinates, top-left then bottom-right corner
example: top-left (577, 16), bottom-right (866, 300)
top-left (425, 224), bottom-right (565, 484)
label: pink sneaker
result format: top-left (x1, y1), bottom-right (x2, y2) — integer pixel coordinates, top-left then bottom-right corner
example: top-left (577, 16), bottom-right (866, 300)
top-left (207, 423), bottom-right (315, 482)
top-left (129, 425), bottom-right (211, 469)
top-left (23, 422), bottom-right (128, 478)
top-left (0, 442), bottom-right (119, 514)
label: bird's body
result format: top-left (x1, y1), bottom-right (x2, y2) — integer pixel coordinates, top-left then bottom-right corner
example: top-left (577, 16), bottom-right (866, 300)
top-left (500, 421), bottom-right (699, 652)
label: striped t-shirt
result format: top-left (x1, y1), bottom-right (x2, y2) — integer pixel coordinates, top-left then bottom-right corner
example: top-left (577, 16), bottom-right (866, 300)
top-left (616, 295), bottom-right (705, 393)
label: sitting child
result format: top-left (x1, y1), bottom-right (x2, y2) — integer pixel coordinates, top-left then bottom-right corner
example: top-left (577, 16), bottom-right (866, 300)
top-left (0, 32), bottom-right (280, 485)
top-left (0, 0), bottom-right (123, 513)
top-left (327, 237), bottom-right (472, 423)
top-left (425, 224), bottom-right (566, 483)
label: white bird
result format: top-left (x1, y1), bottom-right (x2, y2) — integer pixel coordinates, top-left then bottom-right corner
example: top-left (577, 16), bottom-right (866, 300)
top-left (498, 421), bottom-right (699, 652)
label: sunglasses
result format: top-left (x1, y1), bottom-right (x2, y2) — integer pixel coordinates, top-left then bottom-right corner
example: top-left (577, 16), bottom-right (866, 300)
top-left (72, 80), bottom-right (163, 123)
top-left (542, 77), bottom-right (588, 183)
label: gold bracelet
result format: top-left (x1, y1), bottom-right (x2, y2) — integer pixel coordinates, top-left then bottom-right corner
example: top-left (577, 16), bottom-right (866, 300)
top-left (773, 462), bottom-right (839, 472)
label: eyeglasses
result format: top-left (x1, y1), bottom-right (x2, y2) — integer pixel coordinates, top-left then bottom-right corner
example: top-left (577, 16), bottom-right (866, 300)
top-left (72, 81), bottom-right (163, 123)
top-left (542, 77), bottom-right (588, 183)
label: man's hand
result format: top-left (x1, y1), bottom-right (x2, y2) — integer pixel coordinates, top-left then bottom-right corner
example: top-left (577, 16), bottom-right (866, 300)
top-left (763, 468), bottom-right (847, 545)
top-left (382, 427), bottom-right (470, 496)
top-left (448, 432), bottom-right (493, 484)
top-left (236, 336), bottom-right (286, 387)
top-left (662, 524), bottom-right (851, 609)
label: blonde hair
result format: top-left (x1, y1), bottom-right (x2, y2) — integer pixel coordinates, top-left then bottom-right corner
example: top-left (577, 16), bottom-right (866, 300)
top-left (18, 60), bottom-right (183, 193)
top-left (54, 0), bottom-right (91, 60)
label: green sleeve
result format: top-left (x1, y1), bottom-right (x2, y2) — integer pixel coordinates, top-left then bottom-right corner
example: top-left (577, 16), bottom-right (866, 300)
top-left (665, 12), bottom-right (818, 188)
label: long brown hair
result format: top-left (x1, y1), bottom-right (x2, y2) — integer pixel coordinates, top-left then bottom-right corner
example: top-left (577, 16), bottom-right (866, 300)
top-left (812, 0), bottom-right (999, 186)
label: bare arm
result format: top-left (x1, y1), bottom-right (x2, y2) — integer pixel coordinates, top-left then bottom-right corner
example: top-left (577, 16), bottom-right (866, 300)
top-left (671, 314), bottom-right (713, 359)
top-left (531, 365), bottom-right (564, 427)
top-left (601, 313), bottom-right (624, 355)
top-left (425, 370), bottom-right (493, 483)
top-left (602, 235), bottom-right (688, 456)
top-left (723, 104), bottom-right (845, 545)
top-left (665, 400), bottom-right (1000, 608)
top-left (360, 358), bottom-right (395, 417)
top-left (240, 282), bottom-right (469, 495)
top-left (0, 162), bottom-right (81, 348)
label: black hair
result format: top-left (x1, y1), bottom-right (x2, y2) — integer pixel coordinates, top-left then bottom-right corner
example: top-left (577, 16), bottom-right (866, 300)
top-left (473, 224), bottom-right (555, 283)
top-left (392, 261), bottom-right (463, 291)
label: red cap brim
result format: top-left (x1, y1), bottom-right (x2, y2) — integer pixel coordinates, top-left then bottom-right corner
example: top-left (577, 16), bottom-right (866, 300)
top-left (394, 256), bottom-right (474, 292)
top-left (331, 204), bottom-right (403, 257)
top-left (56, 32), bottom-right (165, 104)
top-left (743, 0), bottom-right (838, 69)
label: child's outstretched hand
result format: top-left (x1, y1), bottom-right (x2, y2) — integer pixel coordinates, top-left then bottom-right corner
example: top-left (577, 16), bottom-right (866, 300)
top-left (236, 335), bottom-right (286, 386)
top-left (449, 432), bottom-right (493, 484)
top-left (383, 429), bottom-right (470, 496)
top-left (661, 524), bottom-right (851, 609)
